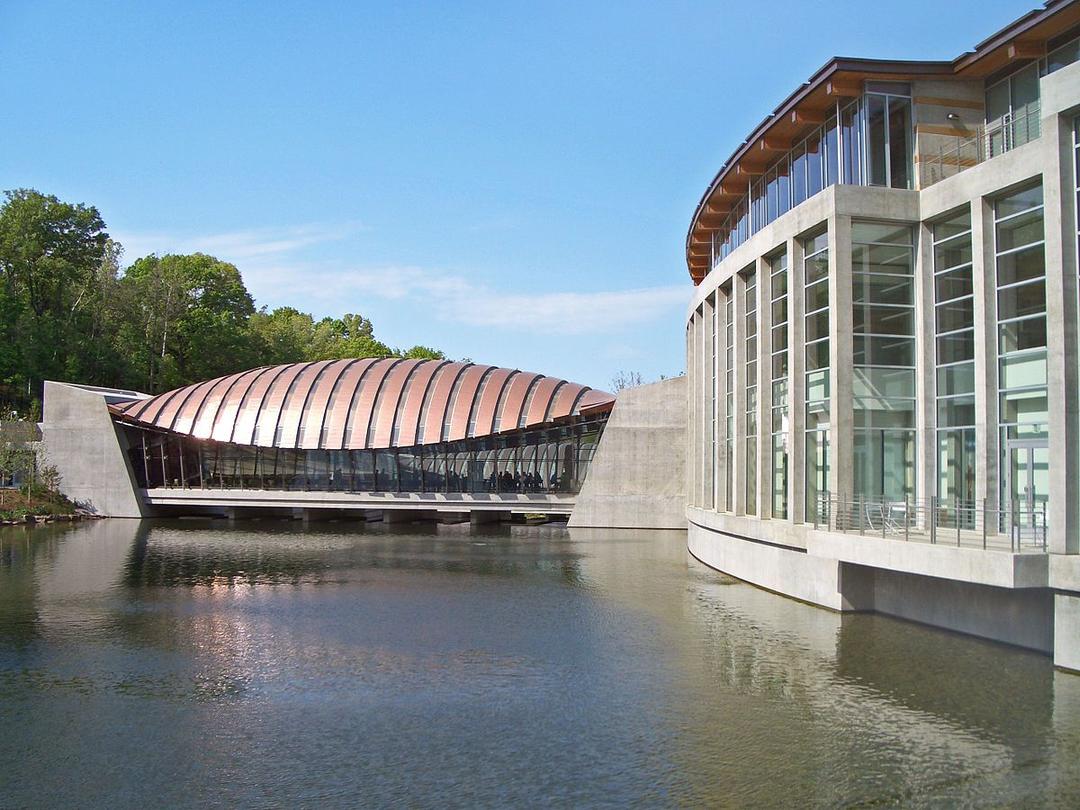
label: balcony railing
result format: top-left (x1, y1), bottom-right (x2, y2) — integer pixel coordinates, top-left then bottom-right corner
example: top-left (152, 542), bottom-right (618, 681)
top-left (921, 102), bottom-right (1042, 187)
top-left (809, 493), bottom-right (1048, 553)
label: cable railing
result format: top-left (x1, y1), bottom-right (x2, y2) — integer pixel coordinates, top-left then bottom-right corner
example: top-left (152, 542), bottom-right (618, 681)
top-left (921, 102), bottom-right (1042, 187)
top-left (808, 492), bottom-right (1048, 553)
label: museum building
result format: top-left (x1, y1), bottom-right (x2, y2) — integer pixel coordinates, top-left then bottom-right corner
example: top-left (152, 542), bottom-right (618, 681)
top-left (683, 0), bottom-right (1080, 670)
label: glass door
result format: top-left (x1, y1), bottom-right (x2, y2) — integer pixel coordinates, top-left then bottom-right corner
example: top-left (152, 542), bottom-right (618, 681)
top-left (985, 64), bottom-right (1040, 157)
top-left (1004, 439), bottom-right (1049, 545)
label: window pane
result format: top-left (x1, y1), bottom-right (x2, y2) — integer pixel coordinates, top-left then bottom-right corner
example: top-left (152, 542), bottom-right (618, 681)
top-left (771, 323), bottom-right (788, 351)
top-left (806, 369), bottom-right (829, 402)
top-left (806, 339), bottom-right (830, 370)
top-left (852, 222), bottom-right (913, 245)
top-left (806, 133), bottom-right (823, 198)
top-left (805, 309), bottom-right (829, 342)
top-left (935, 266), bottom-right (973, 301)
top-left (999, 316), bottom-right (1047, 353)
top-left (935, 298), bottom-right (974, 333)
top-left (997, 279), bottom-right (1046, 320)
top-left (996, 243), bottom-right (1045, 286)
top-left (996, 209), bottom-right (1044, 251)
top-left (852, 243), bottom-right (914, 275)
top-left (937, 362), bottom-right (975, 396)
top-left (995, 185), bottom-right (1043, 218)
top-left (805, 278), bottom-right (829, 311)
top-left (1000, 388), bottom-right (1048, 426)
top-left (888, 97), bottom-right (912, 189)
top-left (934, 240), bottom-right (972, 272)
top-left (938, 396), bottom-right (975, 427)
top-left (855, 304), bottom-right (915, 335)
top-left (867, 94), bottom-right (887, 186)
top-left (934, 210), bottom-right (971, 241)
top-left (854, 367), bottom-right (915, 398)
top-left (854, 336), bottom-right (915, 367)
top-left (792, 144), bottom-right (807, 206)
top-left (854, 274), bottom-right (913, 305)
top-left (999, 351), bottom-right (1047, 389)
top-left (823, 118), bottom-right (839, 187)
top-left (937, 331), bottom-right (975, 364)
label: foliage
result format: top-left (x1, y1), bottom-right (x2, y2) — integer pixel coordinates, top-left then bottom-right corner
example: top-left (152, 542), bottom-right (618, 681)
top-left (0, 189), bottom-right (446, 407)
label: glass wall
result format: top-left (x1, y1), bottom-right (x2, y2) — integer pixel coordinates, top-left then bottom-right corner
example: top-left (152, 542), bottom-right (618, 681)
top-left (709, 86), bottom-right (917, 268)
top-left (933, 210), bottom-right (976, 511)
top-left (851, 222), bottom-right (916, 502)
top-left (770, 251), bottom-right (789, 518)
top-left (804, 230), bottom-right (830, 521)
top-left (706, 294), bottom-right (717, 509)
top-left (744, 268), bottom-right (758, 515)
top-left (864, 85), bottom-right (912, 189)
top-left (985, 64), bottom-right (1040, 156)
top-left (723, 283), bottom-right (735, 511)
top-left (128, 416), bottom-right (607, 496)
top-left (995, 184), bottom-right (1049, 518)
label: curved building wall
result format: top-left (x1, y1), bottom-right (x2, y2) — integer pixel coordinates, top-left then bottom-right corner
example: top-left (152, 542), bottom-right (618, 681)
top-left (684, 56), bottom-right (1080, 668)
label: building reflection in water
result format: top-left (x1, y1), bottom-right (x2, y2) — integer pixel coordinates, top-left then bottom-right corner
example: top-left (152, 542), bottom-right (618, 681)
top-left (1, 520), bottom-right (1079, 805)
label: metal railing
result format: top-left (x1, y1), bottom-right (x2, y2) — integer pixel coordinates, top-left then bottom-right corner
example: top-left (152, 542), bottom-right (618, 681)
top-left (921, 102), bottom-right (1041, 187)
top-left (809, 493), bottom-right (1048, 553)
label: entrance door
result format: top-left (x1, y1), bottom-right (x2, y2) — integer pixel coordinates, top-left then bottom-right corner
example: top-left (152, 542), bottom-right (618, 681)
top-left (1005, 439), bottom-right (1049, 545)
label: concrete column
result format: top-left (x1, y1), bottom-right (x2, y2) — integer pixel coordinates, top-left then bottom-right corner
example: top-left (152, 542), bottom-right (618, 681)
top-left (688, 310), bottom-right (700, 507)
top-left (789, 237), bottom-right (807, 523)
top-left (702, 294), bottom-right (716, 509)
top-left (721, 287), bottom-right (730, 514)
top-left (756, 255), bottom-right (772, 519)
top-left (829, 214), bottom-right (854, 503)
top-left (915, 221), bottom-right (937, 505)
top-left (972, 197), bottom-right (999, 509)
top-left (1043, 115), bottom-right (1080, 554)
top-left (733, 270), bottom-right (748, 516)
top-left (686, 321), bottom-right (695, 510)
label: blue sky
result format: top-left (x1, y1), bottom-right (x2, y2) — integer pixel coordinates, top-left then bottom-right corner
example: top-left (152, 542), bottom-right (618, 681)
top-left (1, 0), bottom-right (1029, 390)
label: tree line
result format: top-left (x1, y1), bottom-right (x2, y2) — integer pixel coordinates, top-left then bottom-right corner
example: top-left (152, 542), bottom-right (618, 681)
top-left (0, 189), bottom-right (444, 416)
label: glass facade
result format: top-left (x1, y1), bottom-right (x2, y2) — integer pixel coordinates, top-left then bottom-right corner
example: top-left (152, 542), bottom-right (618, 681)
top-left (128, 416), bottom-right (606, 496)
top-left (711, 87), bottom-right (914, 268)
top-left (995, 184), bottom-right (1049, 519)
top-left (851, 222), bottom-right (916, 502)
top-left (770, 251), bottom-right (789, 519)
top-left (744, 268), bottom-right (758, 515)
top-left (803, 230), bottom-right (830, 521)
top-left (933, 209), bottom-right (976, 511)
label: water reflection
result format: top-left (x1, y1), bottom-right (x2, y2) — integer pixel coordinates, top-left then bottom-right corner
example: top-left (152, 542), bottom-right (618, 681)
top-left (0, 520), bottom-right (1078, 807)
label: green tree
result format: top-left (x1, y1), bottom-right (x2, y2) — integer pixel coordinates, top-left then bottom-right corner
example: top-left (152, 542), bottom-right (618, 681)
top-left (309, 313), bottom-right (394, 360)
top-left (247, 306), bottom-right (318, 365)
top-left (117, 253), bottom-right (256, 391)
top-left (0, 189), bottom-right (113, 407)
top-left (398, 345), bottom-right (445, 360)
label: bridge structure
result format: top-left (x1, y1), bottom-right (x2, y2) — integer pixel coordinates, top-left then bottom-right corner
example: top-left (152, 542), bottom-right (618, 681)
top-left (142, 486), bottom-right (576, 522)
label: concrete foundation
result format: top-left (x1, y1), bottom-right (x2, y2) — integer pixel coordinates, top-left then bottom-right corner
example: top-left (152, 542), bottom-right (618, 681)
top-left (689, 511), bottom-right (1077, 662)
top-left (569, 377), bottom-right (687, 530)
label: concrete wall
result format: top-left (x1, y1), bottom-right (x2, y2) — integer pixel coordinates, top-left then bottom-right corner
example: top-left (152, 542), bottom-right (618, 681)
top-left (41, 381), bottom-right (147, 518)
top-left (861, 565), bottom-right (1053, 653)
top-left (568, 376), bottom-right (686, 529)
top-left (687, 519), bottom-right (849, 610)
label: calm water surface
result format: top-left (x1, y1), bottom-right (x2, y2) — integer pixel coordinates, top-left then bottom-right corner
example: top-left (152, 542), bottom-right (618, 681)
top-left (1, 519), bottom-right (1079, 808)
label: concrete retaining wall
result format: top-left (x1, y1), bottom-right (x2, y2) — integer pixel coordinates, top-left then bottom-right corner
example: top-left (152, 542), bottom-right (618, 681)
top-left (41, 381), bottom-right (147, 518)
top-left (568, 377), bottom-right (686, 530)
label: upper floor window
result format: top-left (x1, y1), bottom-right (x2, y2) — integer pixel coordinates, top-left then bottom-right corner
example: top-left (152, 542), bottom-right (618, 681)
top-left (985, 64), bottom-right (1040, 155)
top-left (865, 83), bottom-right (912, 190)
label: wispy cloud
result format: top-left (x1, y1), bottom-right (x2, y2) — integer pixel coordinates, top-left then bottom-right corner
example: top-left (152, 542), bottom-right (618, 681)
top-left (114, 223), bottom-right (689, 337)
top-left (112, 221), bottom-right (364, 266)
top-left (252, 262), bottom-right (688, 336)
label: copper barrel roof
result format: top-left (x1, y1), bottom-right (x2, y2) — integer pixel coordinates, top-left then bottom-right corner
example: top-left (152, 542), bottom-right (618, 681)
top-left (112, 359), bottom-right (615, 451)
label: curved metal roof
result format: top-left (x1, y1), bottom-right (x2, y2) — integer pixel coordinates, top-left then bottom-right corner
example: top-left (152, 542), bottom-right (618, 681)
top-left (113, 359), bottom-right (615, 450)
